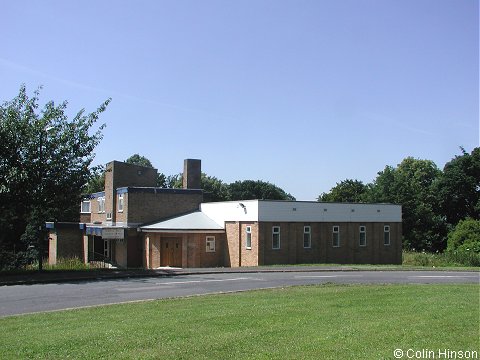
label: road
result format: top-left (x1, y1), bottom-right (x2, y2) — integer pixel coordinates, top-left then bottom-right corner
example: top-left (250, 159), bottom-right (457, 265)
top-left (0, 270), bottom-right (478, 317)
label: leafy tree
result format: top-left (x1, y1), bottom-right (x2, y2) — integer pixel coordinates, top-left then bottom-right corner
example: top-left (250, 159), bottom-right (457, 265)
top-left (165, 173), bottom-right (183, 188)
top-left (83, 166), bottom-right (105, 194)
top-left (447, 218), bottom-right (480, 254)
top-left (227, 180), bottom-right (295, 201)
top-left (124, 154), bottom-right (167, 187)
top-left (201, 174), bottom-right (229, 202)
top-left (125, 154), bottom-right (153, 168)
top-left (0, 85), bottom-right (110, 269)
top-left (365, 165), bottom-right (396, 203)
top-left (368, 157), bottom-right (445, 251)
top-left (318, 179), bottom-right (368, 202)
top-left (434, 147), bottom-right (480, 226)
top-left (162, 172), bottom-right (229, 201)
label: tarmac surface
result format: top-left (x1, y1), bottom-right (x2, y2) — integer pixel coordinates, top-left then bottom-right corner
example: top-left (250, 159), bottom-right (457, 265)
top-left (0, 265), bottom-right (478, 286)
top-left (0, 265), bottom-right (359, 286)
top-left (0, 268), bottom-right (478, 317)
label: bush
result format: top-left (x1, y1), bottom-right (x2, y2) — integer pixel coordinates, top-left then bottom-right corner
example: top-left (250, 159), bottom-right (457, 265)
top-left (447, 218), bottom-right (480, 253)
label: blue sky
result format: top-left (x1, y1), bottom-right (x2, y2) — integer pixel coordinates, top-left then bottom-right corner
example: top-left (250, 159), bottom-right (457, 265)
top-left (1, 0), bottom-right (478, 200)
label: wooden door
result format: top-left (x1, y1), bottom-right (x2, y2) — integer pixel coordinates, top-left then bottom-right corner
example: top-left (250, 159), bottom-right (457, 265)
top-left (160, 237), bottom-right (182, 267)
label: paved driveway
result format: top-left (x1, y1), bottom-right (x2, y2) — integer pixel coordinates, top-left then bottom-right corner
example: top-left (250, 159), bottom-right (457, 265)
top-left (0, 270), bottom-right (478, 317)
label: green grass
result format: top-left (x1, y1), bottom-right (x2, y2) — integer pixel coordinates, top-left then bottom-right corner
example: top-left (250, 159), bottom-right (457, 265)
top-left (402, 250), bottom-right (480, 268)
top-left (1, 284), bottom-right (478, 359)
top-left (266, 250), bottom-right (480, 270)
top-left (42, 257), bottom-right (90, 270)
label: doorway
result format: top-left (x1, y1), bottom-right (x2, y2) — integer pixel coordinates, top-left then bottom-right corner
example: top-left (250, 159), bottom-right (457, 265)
top-left (160, 237), bottom-right (183, 267)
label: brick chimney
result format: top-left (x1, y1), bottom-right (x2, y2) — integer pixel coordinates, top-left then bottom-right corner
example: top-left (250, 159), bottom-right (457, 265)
top-left (183, 159), bottom-right (201, 189)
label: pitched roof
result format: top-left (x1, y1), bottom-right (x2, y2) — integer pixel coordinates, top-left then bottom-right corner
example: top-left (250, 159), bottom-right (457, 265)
top-left (139, 211), bottom-right (224, 233)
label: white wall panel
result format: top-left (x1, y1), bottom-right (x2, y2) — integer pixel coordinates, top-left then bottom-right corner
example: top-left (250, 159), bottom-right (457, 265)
top-left (200, 200), bottom-right (259, 225)
top-left (258, 201), bottom-right (401, 222)
top-left (200, 200), bottom-right (401, 225)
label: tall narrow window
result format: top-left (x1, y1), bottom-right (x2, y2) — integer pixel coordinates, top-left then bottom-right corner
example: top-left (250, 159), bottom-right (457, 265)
top-left (384, 225), bottom-right (391, 246)
top-left (98, 197), bottom-right (105, 213)
top-left (118, 194), bottom-right (124, 212)
top-left (206, 236), bottom-right (216, 252)
top-left (246, 226), bottom-right (252, 249)
top-left (272, 226), bottom-right (281, 249)
top-left (332, 226), bottom-right (340, 247)
top-left (303, 226), bottom-right (311, 248)
top-left (359, 226), bottom-right (367, 247)
top-left (104, 239), bottom-right (110, 258)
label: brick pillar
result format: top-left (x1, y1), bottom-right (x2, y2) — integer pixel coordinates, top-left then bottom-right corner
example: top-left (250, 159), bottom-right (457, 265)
top-left (183, 159), bottom-right (201, 189)
top-left (83, 234), bottom-right (89, 264)
top-left (48, 232), bottom-right (57, 265)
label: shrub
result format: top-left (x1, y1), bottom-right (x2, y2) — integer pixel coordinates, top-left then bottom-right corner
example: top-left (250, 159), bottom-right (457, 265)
top-left (447, 218), bottom-right (480, 253)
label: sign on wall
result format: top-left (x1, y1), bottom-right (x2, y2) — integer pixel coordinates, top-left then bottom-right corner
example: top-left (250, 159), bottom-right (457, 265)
top-left (102, 228), bottom-right (125, 239)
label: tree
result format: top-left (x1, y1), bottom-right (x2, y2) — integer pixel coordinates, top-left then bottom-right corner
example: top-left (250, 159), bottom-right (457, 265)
top-left (125, 154), bottom-right (153, 168)
top-left (83, 166), bottom-right (105, 194)
top-left (368, 157), bottom-right (445, 252)
top-left (447, 218), bottom-right (480, 254)
top-left (124, 154), bottom-right (167, 187)
top-left (0, 85), bottom-right (110, 269)
top-left (164, 173), bottom-right (183, 189)
top-left (227, 180), bottom-right (295, 201)
top-left (365, 165), bottom-right (396, 203)
top-left (434, 147), bottom-right (480, 226)
top-left (318, 179), bottom-right (368, 202)
top-left (201, 174), bottom-right (229, 202)
top-left (162, 172), bottom-right (229, 201)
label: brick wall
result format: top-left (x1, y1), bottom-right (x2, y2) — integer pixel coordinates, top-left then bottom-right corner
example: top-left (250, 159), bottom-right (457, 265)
top-left (260, 222), bottom-right (292, 265)
top-left (80, 213), bottom-right (91, 223)
top-left (48, 232), bottom-right (57, 265)
top-left (196, 233), bottom-right (225, 267)
top-left (48, 227), bottom-right (84, 265)
top-left (127, 191), bottom-right (203, 224)
top-left (104, 161), bottom-right (158, 223)
top-left (114, 239), bottom-right (128, 268)
top-left (115, 192), bottom-right (127, 224)
top-left (90, 195), bottom-right (106, 224)
top-left (143, 232), bottom-right (224, 269)
top-left (258, 221), bottom-right (402, 265)
top-left (225, 222), bottom-right (240, 267)
top-left (126, 229), bottom-right (143, 267)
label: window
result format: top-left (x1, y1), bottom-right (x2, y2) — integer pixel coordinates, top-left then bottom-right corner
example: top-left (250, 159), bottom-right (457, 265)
top-left (303, 226), bottom-right (311, 248)
top-left (332, 226), bottom-right (340, 247)
top-left (246, 226), bottom-right (252, 249)
top-left (81, 200), bottom-right (91, 214)
top-left (104, 239), bottom-right (110, 258)
top-left (206, 236), bottom-right (216, 252)
top-left (272, 226), bottom-right (281, 249)
top-left (359, 226), bottom-right (367, 247)
top-left (97, 196), bottom-right (105, 213)
top-left (384, 225), bottom-right (391, 246)
top-left (118, 194), bottom-right (124, 212)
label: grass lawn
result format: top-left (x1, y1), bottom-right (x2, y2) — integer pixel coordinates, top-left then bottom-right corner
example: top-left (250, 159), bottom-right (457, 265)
top-left (1, 284), bottom-right (478, 359)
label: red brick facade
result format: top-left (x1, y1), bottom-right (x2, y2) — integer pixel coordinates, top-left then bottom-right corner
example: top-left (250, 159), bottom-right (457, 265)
top-left (48, 159), bottom-right (402, 269)
top-left (223, 221), bottom-right (402, 266)
top-left (144, 232), bottom-right (225, 268)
